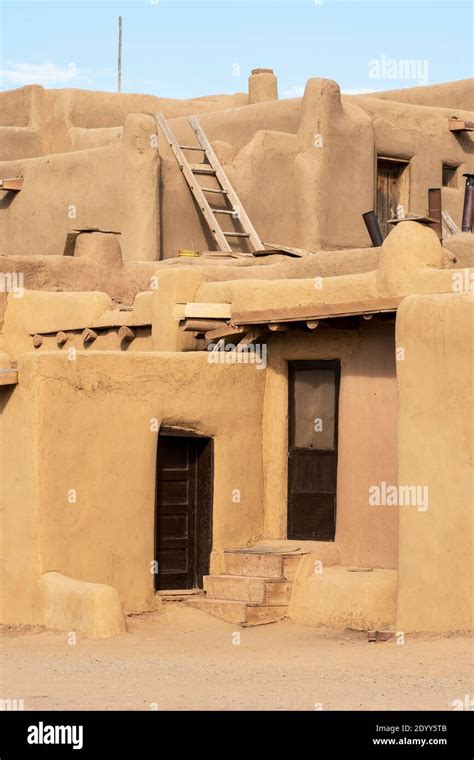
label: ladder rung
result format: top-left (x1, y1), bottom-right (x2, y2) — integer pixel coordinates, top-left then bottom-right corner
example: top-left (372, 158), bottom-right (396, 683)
top-left (211, 208), bottom-right (236, 215)
top-left (179, 145), bottom-right (206, 151)
top-left (200, 187), bottom-right (228, 194)
top-left (190, 164), bottom-right (216, 174)
top-left (223, 232), bottom-right (250, 237)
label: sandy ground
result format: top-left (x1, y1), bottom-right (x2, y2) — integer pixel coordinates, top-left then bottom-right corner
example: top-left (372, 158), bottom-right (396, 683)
top-left (0, 604), bottom-right (471, 711)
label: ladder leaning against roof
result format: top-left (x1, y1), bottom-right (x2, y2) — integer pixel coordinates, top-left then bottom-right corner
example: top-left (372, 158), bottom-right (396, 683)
top-left (156, 113), bottom-right (263, 254)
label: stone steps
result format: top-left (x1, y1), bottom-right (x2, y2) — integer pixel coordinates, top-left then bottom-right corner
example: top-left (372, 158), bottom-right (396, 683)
top-left (204, 574), bottom-right (291, 604)
top-left (186, 546), bottom-right (306, 626)
top-left (186, 597), bottom-right (288, 626)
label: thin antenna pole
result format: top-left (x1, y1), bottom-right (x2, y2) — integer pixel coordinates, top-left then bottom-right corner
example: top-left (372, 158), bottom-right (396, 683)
top-left (118, 16), bottom-right (122, 93)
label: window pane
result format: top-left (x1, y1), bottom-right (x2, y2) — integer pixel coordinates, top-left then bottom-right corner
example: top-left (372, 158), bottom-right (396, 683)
top-left (293, 369), bottom-right (336, 450)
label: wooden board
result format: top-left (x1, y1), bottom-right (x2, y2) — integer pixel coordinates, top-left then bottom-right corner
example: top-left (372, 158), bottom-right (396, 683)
top-left (449, 119), bottom-right (474, 132)
top-left (0, 178), bottom-right (23, 192)
top-left (204, 325), bottom-right (244, 341)
top-left (231, 298), bottom-right (401, 326)
top-left (184, 302), bottom-right (232, 319)
top-left (254, 243), bottom-right (312, 257)
top-left (287, 360), bottom-right (340, 541)
top-left (155, 434), bottom-right (212, 591)
top-left (0, 369), bottom-right (18, 386)
top-left (376, 158), bottom-right (410, 238)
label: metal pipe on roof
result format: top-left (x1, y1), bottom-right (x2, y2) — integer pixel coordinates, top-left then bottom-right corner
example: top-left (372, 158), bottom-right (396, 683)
top-left (362, 211), bottom-right (384, 247)
top-left (461, 174), bottom-right (474, 232)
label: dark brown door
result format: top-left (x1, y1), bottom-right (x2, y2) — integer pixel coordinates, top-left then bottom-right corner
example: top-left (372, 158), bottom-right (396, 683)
top-left (376, 157), bottom-right (409, 238)
top-left (288, 361), bottom-right (340, 541)
top-left (155, 433), bottom-right (212, 591)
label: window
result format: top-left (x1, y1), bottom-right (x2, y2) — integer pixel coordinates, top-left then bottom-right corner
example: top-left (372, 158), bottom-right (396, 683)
top-left (293, 368), bottom-right (336, 450)
top-left (442, 164), bottom-right (458, 188)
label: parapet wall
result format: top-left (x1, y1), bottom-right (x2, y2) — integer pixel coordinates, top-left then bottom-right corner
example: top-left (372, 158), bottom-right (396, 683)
top-left (1, 76), bottom-right (473, 260)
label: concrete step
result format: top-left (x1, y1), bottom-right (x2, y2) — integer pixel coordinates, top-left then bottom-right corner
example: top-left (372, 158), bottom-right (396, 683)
top-left (223, 550), bottom-right (304, 581)
top-left (186, 596), bottom-right (287, 626)
top-left (203, 574), bottom-right (291, 604)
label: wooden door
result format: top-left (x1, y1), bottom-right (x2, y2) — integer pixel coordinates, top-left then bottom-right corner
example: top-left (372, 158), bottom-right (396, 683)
top-left (155, 433), bottom-right (212, 591)
top-left (287, 361), bottom-right (340, 541)
top-left (376, 158), bottom-right (409, 238)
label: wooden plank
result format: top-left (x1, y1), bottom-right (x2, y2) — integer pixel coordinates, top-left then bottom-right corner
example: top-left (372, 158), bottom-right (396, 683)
top-left (181, 318), bottom-right (227, 332)
top-left (388, 214), bottom-right (438, 225)
top-left (205, 325), bottom-right (244, 341)
top-left (189, 164), bottom-right (216, 175)
top-left (184, 302), bottom-right (232, 319)
top-left (0, 177), bottom-right (23, 192)
top-left (442, 210), bottom-right (460, 236)
top-left (199, 187), bottom-right (228, 195)
top-left (449, 119), bottom-right (474, 132)
top-left (204, 575), bottom-right (267, 603)
top-left (0, 369), bottom-right (18, 386)
top-left (232, 298), bottom-right (401, 326)
top-left (188, 116), bottom-right (263, 252)
top-left (255, 243), bottom-right (311, 257)
top-left (156, 114), bottom-right (232, 252)
top-left (223, 552), bottom-right (284, 578)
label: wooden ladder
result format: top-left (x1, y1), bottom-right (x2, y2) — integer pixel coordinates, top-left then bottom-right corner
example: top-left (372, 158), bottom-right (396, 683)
top-left (156, 113), bottom-right (262, 253)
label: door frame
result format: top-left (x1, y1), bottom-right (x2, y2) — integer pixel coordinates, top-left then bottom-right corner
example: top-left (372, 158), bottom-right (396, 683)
top-left (154, 427), bottom-right (213, 591)
top-left (287, 360), bottom-right (341, 541)
top-left (375, 155), bottom-right (410, 238)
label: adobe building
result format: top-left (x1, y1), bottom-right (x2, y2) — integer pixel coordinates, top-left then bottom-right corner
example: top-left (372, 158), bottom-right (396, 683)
top-left (0, 71), bottom-right (472, 638)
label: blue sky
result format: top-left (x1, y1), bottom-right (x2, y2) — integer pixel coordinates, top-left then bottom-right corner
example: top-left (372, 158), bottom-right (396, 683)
top-left (0, 0), bottom-right (472, 98)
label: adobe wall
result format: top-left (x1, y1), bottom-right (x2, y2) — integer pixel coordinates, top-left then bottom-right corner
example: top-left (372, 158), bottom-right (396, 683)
top-left (350, 93), bottom-right (474, 226)
top-left (262, 321), bottom-right (398, 569)
top-left (0, 113), bottom-right (160, 261)
top-left (0, 85), bottom-right (249, 154)
top-left (159, 80), bottom-right (474, 257)
top-left (368, 78), bottom-right (474, 110)
top-left (395, 292), bottom-right (473, 632)
top-left (0, 350), bottom-right (266, 621)
top-left (1, 79), bottom-right (473, 260)
top-left (0, 366), bottom-right (42, 625)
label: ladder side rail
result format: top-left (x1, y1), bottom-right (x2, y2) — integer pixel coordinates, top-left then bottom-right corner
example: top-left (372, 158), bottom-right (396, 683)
top-left (155, 114), bottom-right (232, 252)
top-left (188, 116), bottom-right (263, 252)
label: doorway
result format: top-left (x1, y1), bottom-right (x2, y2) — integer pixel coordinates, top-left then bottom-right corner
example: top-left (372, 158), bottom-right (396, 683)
top-left (287, 361), bottom-right (340, 541)
top-left (376, 157), bottom-right (410, 238)
top-left (155, 431), bottom-right (213, 591)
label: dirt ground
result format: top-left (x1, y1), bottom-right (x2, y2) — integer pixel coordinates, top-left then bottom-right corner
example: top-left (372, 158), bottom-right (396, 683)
top-left (0, 604), bottom-right (471, 711)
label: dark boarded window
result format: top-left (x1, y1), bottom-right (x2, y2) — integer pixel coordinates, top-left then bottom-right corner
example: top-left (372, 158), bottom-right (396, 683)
top-left (442, 164), bottom-right (458, 188)
top-left (288, 361), bottom-right (340, 541)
